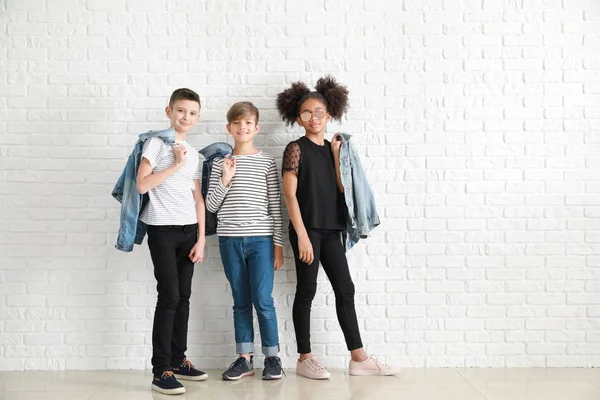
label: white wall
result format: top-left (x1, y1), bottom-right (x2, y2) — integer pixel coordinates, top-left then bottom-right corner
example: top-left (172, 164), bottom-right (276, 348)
top-left (1, 0), bottom-right (600, 370)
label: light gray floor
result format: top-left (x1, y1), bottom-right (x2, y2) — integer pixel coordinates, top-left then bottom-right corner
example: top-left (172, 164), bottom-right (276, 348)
top-left (1, 368), bottom-right (600, 399)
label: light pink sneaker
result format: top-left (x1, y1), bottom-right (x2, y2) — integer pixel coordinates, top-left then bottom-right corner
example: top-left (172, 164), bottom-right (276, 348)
top-left (349, 355), bottom-right (400, 376)
top-left (296, 357), bottom-right (331, 380)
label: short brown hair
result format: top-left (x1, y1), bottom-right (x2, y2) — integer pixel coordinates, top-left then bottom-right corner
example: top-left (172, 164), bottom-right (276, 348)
top-left (226, 101), bottom-right (259, 124)
top-left (169, 88), bottom-right (201, 109)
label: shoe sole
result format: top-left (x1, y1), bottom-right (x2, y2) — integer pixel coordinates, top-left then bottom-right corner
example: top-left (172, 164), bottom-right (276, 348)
top-left (349, 370), bottom-right (401, 376)
top-left (151, 384), bottom-right (186, 395)
top-left (173, 373), bottom-right (208, 381)
top-left (223, 370), bottom-right (255, 381)
top-left (263, 373), bottom-right (283, 380)
top-left (296, 372), bottom-right (330, 380)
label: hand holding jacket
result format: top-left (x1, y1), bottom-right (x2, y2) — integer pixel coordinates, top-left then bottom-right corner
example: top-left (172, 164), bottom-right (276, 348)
top-left (331, 132), bottom-right (344, 193)
top-left (173, 143), bottom-right (187, 166)
top-left (221, 155), bottom-right (236, 187)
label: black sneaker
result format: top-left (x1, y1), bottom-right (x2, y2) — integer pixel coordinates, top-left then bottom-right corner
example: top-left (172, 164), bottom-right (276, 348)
top-left (263, 356), bottom-right (284, 380)
top-left (222, 356), bottom-right (254, 381)
top-left (172, 358), bottom-right (208, 381)
top-left (151, 371), bottom-right (185, 395)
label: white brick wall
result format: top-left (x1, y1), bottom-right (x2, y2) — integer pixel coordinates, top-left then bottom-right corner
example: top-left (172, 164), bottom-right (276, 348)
top-left (1, 0), bottom-right (599, 370)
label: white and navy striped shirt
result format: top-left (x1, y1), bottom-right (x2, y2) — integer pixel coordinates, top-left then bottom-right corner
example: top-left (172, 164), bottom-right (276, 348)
top-left (139, 137), bottom-right (200, 226)
top-left (205, 152), bottom-right (283, 247)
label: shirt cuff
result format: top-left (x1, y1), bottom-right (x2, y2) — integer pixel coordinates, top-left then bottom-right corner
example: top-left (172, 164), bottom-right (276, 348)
top-left (273, 231), bottom-right (283, 247)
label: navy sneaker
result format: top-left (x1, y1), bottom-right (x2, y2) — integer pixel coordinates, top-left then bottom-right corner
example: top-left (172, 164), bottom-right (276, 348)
top-left (172, 358), bottom-right (208, 381)
top-left (151, 371), bottom-right (185, 395)
top-left (222, 356), bottom-right (254, 381)
top-left (263, 356), bottom-right (284, 380)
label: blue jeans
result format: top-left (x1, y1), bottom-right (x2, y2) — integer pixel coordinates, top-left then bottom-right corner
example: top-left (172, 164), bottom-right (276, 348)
top-left (219, 236), bottom-right (279, 356)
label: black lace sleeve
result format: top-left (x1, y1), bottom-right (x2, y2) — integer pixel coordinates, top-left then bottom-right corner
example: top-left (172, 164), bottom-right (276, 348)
top-left (282, 141), bottom-right (301, 176)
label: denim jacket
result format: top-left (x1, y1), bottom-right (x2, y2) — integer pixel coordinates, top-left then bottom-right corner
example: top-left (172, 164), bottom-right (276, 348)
top-left (339, 133), bottom-right (380, 251)
top-left (112, 128), bottom-right (176, 252)
top-left (198, 142), bottom-right (233, 236)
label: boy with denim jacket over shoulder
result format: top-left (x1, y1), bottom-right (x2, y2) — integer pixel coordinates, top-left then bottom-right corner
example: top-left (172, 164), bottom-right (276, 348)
top-left (136, 88), bottom-right (207, 395)
top-left (205, 102), bottom-right (284, 381)
top-left (113, 127), bottom-right (176, 252)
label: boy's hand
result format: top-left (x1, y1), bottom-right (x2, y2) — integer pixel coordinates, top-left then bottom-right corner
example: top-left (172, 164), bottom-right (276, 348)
top-left (173, 143), bottom-right (187, 168)
top-left (189, 239), bottom-right (205, 263)
top-left (221, 155), bottom-right (236, 186)
top-left (274, 245), bottom-right (284, 270)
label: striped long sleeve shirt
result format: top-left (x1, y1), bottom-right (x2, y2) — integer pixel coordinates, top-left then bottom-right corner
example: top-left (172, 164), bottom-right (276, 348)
top-left (205, 151), bottom-right (283, 247)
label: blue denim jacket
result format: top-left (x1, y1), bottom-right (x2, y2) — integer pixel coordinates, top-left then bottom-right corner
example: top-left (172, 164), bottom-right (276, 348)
top-left (112, 128), bottom-right (176, 252)
top-left (198, 142), bottom-right (233, 236)
top-left (339, 133), bottom-right (380, 251)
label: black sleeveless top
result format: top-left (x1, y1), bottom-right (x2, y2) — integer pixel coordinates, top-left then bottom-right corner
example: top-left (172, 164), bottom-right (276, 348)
top-left (282, 136), bottom-right (346, 231)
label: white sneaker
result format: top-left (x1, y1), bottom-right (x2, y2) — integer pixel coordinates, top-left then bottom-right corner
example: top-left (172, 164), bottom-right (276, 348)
top-left (296, 357), bottom-right (331, 380)
top-left (349, 355), bottom-right (400, 376)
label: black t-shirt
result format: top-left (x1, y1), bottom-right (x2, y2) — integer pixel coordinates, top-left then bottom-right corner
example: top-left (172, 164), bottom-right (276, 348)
top-left (282, 136), bottom-right (346, 231)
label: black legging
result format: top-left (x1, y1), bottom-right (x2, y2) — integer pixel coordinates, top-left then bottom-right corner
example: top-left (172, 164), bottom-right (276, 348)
top-left (290, 229), bottom-right (363, 354)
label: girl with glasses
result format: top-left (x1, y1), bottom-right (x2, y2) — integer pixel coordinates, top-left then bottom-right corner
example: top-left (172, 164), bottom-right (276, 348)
top-left (276, 76), bottom-right (399, 379)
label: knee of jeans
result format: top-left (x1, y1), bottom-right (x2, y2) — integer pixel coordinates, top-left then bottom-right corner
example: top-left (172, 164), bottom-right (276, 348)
top-left (179, 289), bottom-right (191, 302)
top-left (253, 295), bottom-right (275, 314)
top-left (158, 291), bottom-right (180, 309)
top-left (178, 294), bottom-right (190, 306)
top-left (295, 285), bottom-right (317, 301)
top-left (232, 302), bottom-right (252, 313)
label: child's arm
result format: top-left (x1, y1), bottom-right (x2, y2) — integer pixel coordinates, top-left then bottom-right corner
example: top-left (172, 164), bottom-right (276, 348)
top-left (137, 142), bottom-right (186, 194)
top-left (282, 142), bottom-right (314, 264)
top-left (331, 133), bottom-right (344, 193)
top-left (188, 178), bottom-right (205, 263)
top-left (205, 158), bottom-right (232, 213)
top-left (283, 171), bottom-right (314, 265)
top-left (267, 160), bottom-right (284, 270)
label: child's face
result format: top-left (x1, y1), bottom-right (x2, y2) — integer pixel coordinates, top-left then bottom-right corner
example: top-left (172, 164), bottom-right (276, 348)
top-left (226, 114), bottom-right (259, 144)
top-left (166, 99), bottom-right (200, 134)
top-left (296, 98), bottom-right (330, 135)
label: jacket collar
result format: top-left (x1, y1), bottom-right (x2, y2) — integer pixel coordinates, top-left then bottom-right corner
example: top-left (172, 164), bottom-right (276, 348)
top-left (199, 142), bottom-right (233, 159)
top-left (138, 127), bottom-right (176, 142)
top-left (339, 133), bottom-right (353, 143)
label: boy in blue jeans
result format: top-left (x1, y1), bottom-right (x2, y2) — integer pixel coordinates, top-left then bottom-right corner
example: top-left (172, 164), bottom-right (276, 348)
top-left (205, 102), bottom-right (284, 380)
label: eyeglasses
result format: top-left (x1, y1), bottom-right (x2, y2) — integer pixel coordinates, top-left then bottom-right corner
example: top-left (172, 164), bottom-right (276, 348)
top-left (299, 110), bottom-right (326, 122)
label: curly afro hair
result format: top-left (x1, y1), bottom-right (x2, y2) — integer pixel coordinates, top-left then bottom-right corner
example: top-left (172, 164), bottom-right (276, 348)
top-left (276, 75), bottom-right (349, 126)
top-left (275, 82), bottom-right (311, 127)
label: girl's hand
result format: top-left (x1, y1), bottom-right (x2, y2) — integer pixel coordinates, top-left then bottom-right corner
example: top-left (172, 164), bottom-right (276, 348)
top-left (189, 239), bottom-right (205, 263)
top-left (330, 132), bottom-right (342, 157)
top-left (221, 155), bottom-right (236, 186)
top-left (298, 233), bottom-right (314, 265)
top-left (274, 246), bottom-right (284, 270)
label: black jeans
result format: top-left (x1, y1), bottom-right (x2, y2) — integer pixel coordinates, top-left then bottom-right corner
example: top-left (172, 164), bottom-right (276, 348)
top-left (147, 224), bottom-right (197, 375)
top-left (290, 229), bottom-right (363, 354)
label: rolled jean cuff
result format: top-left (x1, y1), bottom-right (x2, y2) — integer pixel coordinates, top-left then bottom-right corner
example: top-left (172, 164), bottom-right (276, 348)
top-left (236, 342), bottom-right (255, 355)
top-left (262, 344), bottom-right (279, 357)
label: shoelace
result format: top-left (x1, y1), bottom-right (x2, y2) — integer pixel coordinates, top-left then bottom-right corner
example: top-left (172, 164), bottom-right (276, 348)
top-left (181, 359), bottom-right (194, 371)
top-left (161, 371), bottom-right (175, 379)
top-left (265, 357), bottom-right (286, 377)
top-left (305, 358), bottom-right (326, 372)
top-left (265, 357), bottom-right (277, 369)
top-left (226, 357), bottom-right (250, 375)
top-left (366, 355), bottom-right (386, 369)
